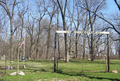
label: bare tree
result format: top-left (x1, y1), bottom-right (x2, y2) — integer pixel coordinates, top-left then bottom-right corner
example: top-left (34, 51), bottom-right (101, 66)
top-left (57, 4), bottom-right (61, 59)
top-left (0, 13), bottom-right (9, 60)
top-left (0, 0), bottom-right (22, 60)
top-left (79, 0), bottom-right (120, 60)
top-left (67, 0), bottom-right (75, 58)
top-left (57, 0), bottom-right (69, 62)
top-left (111, 12), bottom-right (120, 59)
top-left (26, 19), bottom-right (36, 59)
top-left (45, 0), bottom-right (56, 59)
top-left (74, 2), bottom-right (84, 58)
top-left (82, 13), bottom-right (89, 59)
top-left (84, 0), bottom-right (120, 35)
top-left (34, 0), bottom-right (46, 59)
top-left (79, 0), bottom-right (106, 61)
top-left (16, 2), bottom-right (28, 60)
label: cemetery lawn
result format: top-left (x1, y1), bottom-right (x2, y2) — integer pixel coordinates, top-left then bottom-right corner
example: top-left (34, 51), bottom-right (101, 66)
top-left (0, 59), bottom-right (120, 81)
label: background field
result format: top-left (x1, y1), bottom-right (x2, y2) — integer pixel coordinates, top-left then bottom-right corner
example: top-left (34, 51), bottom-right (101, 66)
top-left (0, 59), bottom-right (120, 81)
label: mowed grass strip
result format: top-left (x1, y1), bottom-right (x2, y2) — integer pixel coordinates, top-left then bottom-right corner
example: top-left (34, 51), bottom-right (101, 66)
top-left (0, 59), bottom-right (120, 81)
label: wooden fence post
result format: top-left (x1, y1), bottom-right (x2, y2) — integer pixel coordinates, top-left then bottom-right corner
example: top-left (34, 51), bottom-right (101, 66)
top-left (107, 34), bottom-right (110, 72)
top-left (54, 33), bottom-right (57, 72)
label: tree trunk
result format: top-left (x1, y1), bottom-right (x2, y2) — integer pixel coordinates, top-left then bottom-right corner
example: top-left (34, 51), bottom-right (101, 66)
top-left (87, 6), bottom-right (94, 61)
top-left (19, 18), bottom-right (23, 60)
top-left (57, 6), bottom-right (60, 59)
top-left (36, 41), bottom-right (39, 59)
top-left (89, 12), bottom-right (94, 61)
top-left (46, 17), bottom-right (52, 59)
top-left (36, 20), bottom-right (41, 59)
top-left (83, 33), bottom-right (86, 59)
top-left (30, 37), bottom-right (33, 59)
top-left (63, 16), bottom-right (69, 62)
top-left (57, 0), bottom-right (69, 62)
top-left (10, 17), bottom-right (13, 60)
top-left (90, 26), bottom-right (94, 61)
top-left (63, 17), bottom-right (69, 62)
top-left (69, 0), bottom-right (74, 58)
top-left (64, 33), bottom-right (69, 62)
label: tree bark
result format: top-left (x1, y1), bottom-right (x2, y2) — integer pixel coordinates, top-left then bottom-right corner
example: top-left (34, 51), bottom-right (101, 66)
top-left (57, 5), bottom-right (60, 59)
top-left (0, 0), bottom-right (21, 60)
top-left (85, 0), bottom-right (94, 61)
top-left (83, 13), bottom-right (88, 59)
top-left (57, 0), bottom-right (69, 62)
top-left (83, 33), bottom-right (86, 59)
top-left (46, 20), bottom-right (52, 59)
top-left (10, 17), bottom-right (13, 60)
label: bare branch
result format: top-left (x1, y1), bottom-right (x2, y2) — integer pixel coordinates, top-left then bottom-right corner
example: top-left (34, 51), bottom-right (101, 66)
top-left (114, 0), bottom-right (120, 11)
top-left (80, 6), bottom-right (120, 34)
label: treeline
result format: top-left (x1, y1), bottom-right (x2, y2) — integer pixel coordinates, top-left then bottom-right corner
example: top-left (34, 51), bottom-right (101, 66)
top-left (0, 0), bottom-right (119, 61)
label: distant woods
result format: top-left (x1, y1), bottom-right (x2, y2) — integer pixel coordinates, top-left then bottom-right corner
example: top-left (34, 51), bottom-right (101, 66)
top-left (0, 0), bottom-right (119, 61)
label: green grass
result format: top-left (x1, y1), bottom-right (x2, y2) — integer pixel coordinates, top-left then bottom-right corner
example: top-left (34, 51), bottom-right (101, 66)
top-left (0, 59), bottom-right (120, 81)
